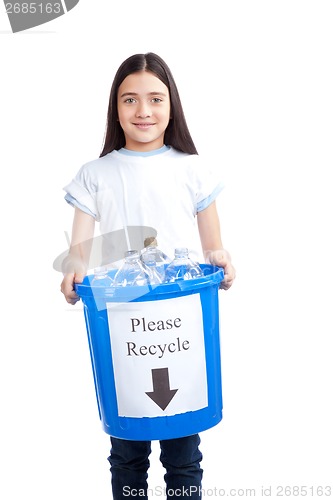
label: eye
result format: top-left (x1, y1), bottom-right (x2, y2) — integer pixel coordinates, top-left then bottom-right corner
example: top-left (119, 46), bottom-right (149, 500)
top-left (151, 97), bottom-right (162, 103)
top-left (124, 98), bottom-right (136, 104)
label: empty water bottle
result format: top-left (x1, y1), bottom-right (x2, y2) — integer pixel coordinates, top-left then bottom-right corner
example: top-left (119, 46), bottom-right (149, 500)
top-left (113, 250), bottom-right (150, 287)
top-left (140, 239), bottom-right (171, 281)
top-left (141, 252), bottom-right (164, 285)
top-left (165, 247), bottom-right (203, 282)
top-left (91, 266), bottom-right (113, 287)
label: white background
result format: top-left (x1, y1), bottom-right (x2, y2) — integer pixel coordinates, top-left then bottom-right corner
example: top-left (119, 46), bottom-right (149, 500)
top-left (1, 1), bottom-right (332, 498)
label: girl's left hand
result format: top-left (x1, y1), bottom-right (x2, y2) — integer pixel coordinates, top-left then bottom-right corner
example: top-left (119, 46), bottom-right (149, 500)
top-left (208, 249), bottom-right (236, 290)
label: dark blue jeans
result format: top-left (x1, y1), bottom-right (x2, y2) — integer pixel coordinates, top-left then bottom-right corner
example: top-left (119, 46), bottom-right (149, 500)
top-left (108, 434), bottom-right (203, 500)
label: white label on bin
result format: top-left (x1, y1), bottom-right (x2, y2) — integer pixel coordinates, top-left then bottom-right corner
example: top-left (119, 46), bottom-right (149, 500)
top-left (106, 294), bottom-right (208, 417)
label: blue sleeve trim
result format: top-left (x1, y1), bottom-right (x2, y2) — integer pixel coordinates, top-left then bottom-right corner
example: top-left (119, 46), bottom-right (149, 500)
top-left (64, 193), bottom-right (96, 218)
top-left (196, 183), bottom-right (225, 212)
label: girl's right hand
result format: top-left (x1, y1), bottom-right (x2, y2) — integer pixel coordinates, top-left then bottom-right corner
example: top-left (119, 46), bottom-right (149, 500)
top-left (60, 208), bottom-right (95, 305)
top-left (61, 272), bottom-right (85, 305)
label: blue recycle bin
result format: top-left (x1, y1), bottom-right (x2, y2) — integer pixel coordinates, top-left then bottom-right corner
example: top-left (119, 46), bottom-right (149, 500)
top-left (75, 264), bottom-right (224, 441)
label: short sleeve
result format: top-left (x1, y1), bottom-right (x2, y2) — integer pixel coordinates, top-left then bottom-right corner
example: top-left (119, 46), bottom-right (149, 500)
top-left (63, 163), bottom-right (100, 221)
top-left (192, 156), bottom-right (225, 212)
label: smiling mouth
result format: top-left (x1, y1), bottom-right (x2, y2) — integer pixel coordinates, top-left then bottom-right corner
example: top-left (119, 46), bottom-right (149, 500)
top-left (133, 123), bottom-right (155, 129)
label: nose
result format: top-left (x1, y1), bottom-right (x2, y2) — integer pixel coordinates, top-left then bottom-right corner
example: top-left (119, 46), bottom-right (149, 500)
top-left (135, 101), bottom-right (151, 118)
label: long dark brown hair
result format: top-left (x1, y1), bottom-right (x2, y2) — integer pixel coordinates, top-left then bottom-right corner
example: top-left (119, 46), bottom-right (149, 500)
top-left (100, 53), bottom-right (198, 157)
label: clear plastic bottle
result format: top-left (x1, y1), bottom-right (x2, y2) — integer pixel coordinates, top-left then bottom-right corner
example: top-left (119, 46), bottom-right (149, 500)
top-left (140, 239), bottom-right (171, 281)
top-left (164, 247), bottom-right (203, 282)
top-left (113, 250), bottom-right (150, 287)
top-left (91, 266), bottom-right (113, 287)
top-left (141, 252), bottom-right (164, 285)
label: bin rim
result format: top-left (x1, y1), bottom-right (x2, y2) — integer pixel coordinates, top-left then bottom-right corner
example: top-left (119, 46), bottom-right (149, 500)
top-left (75, 264), bottom-right (223, 299)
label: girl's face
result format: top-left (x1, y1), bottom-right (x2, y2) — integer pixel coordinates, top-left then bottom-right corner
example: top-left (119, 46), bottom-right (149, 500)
top-left (117, 71), bottom-right (171, 152)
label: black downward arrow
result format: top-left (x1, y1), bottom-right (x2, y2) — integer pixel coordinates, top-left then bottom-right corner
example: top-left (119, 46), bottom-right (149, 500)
top-left (145, 368), bottom-right (178, 410)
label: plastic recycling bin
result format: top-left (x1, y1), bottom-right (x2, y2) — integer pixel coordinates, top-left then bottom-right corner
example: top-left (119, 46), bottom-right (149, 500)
top-left (75, 264), bottom-right (224, 440)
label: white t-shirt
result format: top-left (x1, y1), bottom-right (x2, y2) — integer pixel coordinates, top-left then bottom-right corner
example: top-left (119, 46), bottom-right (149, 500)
top-left (64, 146), bottom-right (224, 264)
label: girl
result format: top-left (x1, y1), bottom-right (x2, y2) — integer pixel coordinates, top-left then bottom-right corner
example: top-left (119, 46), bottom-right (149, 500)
top-left (61, 52), bottom-right (235, 500)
